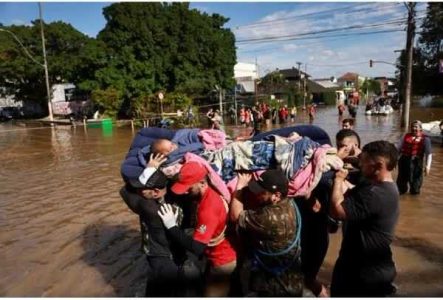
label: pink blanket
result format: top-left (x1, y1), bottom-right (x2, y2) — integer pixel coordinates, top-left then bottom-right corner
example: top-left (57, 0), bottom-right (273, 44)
top-left (288, 145), bottom-right (343, 197)
top-left (199, 129), bottom-right (227, 151)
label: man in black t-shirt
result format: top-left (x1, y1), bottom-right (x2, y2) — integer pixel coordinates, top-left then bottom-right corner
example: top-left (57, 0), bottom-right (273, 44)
top-left (330, 140), bottom-right (399, 297)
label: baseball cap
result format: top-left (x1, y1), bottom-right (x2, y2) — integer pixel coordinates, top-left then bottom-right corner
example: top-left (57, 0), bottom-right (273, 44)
top-left (171, 161), bottom-right (208, 194)
top-left (248, 169), bottom-right (288, 197)
top-left (128, 169), bottom-right (167, 189)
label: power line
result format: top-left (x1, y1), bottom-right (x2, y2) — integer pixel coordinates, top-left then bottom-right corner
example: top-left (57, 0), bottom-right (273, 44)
top-left (237, 29), bottom-right (404, 54)
top-left (237, 16), bottom-right (410, 43)
top-left (308, 61), bottom-right (370, 67)
top-left (233, 3), bottom-right (400, 31)
top-left (0, 28), bottom-right (44, 67)
top-left (234, 4), bottom-right (363, 29)
top-left (238, 28), bottom-right (405, 46)
top-left (236, 15), bottom-right (425, 45)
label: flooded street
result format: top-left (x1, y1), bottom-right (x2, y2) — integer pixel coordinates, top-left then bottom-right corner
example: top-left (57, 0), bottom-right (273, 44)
top-left (1, 104), bottom-right (443, 296)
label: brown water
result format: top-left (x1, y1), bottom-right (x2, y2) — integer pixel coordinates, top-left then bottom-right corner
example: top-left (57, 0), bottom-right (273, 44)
top-left (1, 104), bottom-right (443, 296)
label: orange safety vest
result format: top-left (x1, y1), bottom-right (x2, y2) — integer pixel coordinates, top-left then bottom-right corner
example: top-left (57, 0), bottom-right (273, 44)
top-left (401, 133), bottom-right (426, 157)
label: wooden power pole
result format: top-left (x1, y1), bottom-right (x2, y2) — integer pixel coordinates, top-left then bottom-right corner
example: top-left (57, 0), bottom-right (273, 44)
top-left (401, 2), bottom-right (416, 129)
top-left (39, 3), bottom-right (53, 123)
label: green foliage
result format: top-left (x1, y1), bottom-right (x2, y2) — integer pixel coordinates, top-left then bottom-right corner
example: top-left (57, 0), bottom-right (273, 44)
top-left (415, 2), bottom-right (443, 95)
top-left (360, 78), bottom-right (381, 95)
top-left (91, 87), bottom-right (123, 119)
top-left (292, 92), bottom-right (303, 106)
top-left (130, 93), bottom-right (158, 120)
top-left (96, 2), bottom-right (236, 102)
top-left (130, 92), bottom-right (193, 122)
top-left (267, 97), bottom-right (279, 108)
top-left (323, 91), bottom-right (337, 105)
top-left (431, 96), bottom-right (443, 107)
top-left (261, 71), bottom-right (285, 86)
top-left (0, 3), bottom-right (237, 118)
top-left (0, 21), bottom-right (102, 113)
top-left (163, 92), bottom-right (193, 110)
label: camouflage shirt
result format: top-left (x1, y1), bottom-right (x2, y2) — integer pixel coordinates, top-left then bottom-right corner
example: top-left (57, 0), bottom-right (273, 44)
top-left (238, 198), bottom-right (297, 253)
top-left (238, 198), bottom-right (303, 297)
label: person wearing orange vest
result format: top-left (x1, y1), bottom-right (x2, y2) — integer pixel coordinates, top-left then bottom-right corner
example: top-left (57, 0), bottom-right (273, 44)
top-left (396, 120), bottom-right (432, 195)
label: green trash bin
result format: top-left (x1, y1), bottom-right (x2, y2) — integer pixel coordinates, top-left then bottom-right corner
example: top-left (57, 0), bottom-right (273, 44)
top-left (101, 118), bottom-right (113, 137)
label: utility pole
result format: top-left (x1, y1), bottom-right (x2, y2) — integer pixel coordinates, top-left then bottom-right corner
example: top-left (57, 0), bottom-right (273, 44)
top-left (255, 57), bottom-right (258, 104)
top-left (296, 62), bottom-right (303, 109)
top-left (402, 2), bottom-right (416, 129)
top-left (303, 63), bottom-right (308, 109)
top-left (39, 3), bottom-right (53, 122)
top-left (234, 82), bottom-right (238, 125)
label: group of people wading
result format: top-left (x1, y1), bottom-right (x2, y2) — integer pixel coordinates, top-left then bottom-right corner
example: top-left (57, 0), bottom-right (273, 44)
top-left (118, 116), bottom-right (432, 297)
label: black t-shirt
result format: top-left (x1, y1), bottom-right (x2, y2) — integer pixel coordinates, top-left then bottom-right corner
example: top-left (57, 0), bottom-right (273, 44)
top-left (340, 181), bottom-right (399, 268)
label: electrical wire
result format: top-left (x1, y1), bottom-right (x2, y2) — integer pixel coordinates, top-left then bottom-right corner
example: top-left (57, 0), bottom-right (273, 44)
top-left (236, 15), bottom-right (425, 47)
top-left (233, 2), bottom-right (401, 31)
top-left (236, 16), bottom-right (419, 44)
top-left (237, 29), bottom-right (403, 54)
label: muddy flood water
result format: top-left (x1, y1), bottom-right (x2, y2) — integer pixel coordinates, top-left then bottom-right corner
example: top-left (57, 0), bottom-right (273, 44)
top-left (1, 104), bottom-right (443, 296)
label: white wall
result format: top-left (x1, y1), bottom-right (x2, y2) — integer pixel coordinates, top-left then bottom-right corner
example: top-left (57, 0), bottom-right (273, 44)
top-left (234, 62), bottom-right (258, 80)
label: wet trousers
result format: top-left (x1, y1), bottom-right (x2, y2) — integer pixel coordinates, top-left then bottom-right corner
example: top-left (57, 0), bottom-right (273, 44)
top-left (145, 256), bottom-right (203, 297)
top-left (248, 261), bottom-right (304, 297)
top-left (331, 257), bottom-right (396, 297)
top-left (204, 260), bottom-right (237, 297)
top-left (396, 155), bottom-right (423, 195)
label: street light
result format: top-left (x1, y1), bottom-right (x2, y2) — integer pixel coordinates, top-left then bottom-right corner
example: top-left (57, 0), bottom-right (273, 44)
top-left (0, 3), bottom-right (53, 122)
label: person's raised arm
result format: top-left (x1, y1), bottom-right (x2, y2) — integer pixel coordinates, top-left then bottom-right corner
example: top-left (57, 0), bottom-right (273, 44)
top-left (230, 173), bottom-right (252, 223)
top-left (330, 169), bottom-right (349, 220)
top-left (139, 153), bottom-right (167, 185)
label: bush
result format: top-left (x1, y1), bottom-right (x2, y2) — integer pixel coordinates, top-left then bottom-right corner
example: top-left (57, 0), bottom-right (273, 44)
top-left (431, 96), bottom-right (443, 107)
top-left (130, 94), bottom-right (159, 120)
top-left (323, 91), bottom-right (337, 105)
top-left (91, 87), bottom-right (123, 119)
top-left (163, 92), bottom-right (193, 111)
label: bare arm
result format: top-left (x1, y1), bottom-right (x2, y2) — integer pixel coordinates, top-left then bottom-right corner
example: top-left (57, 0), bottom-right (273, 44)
top-left (330, 169), bottom-right (349, 220)
top-left (138, 153), bottom-right (167, 185)
top-left (230, 173), bottom-right (252, 223)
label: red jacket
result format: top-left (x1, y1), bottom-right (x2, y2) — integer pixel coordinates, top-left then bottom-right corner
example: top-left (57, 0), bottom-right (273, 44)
top-left (401, 133), bottom-right (426, 156)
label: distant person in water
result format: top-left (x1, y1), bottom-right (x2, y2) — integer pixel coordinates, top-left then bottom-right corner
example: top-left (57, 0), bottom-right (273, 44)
top-left (308, 104), bottom-right (316, 123)
top-left (396, 120), bottom-right (432, 195)
top-left (342, 118), bottom-right (355, 130)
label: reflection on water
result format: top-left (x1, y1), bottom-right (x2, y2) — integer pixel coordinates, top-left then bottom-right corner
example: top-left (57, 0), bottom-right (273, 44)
top-left (1, 105), bottom-right (443, 296)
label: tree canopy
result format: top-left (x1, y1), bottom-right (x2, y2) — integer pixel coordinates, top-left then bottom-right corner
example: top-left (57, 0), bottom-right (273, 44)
top-left (0, 21), bottom-right (97, 105)
top-left (0, 3), bottom-right (237, 117)
top-left (414, 2), bottom-right (443, 95)
top-left (91, 2), bottom-right (236, 116)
